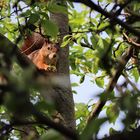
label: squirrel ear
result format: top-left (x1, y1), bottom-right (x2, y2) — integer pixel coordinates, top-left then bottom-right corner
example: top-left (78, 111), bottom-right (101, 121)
top-left (44, 38), bottom-right (51, 44)
top-left (44, 39), bottom-right (48, 44)
top-left (54, 43), bottom-right (60, 51)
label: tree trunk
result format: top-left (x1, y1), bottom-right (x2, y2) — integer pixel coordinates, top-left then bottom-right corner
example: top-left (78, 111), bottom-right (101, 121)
top-left (49, 0), bottom-right (76, 130)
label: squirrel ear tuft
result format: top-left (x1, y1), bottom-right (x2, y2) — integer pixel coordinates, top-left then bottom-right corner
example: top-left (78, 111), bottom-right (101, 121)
top-left (45, 37), bottom-right (51, 44)
top-left (53, 43), bottom-right (60, 52)
top-left (44, 38), bottom-right (48, 44)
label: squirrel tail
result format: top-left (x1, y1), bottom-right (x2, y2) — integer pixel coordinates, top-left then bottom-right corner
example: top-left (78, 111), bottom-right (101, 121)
top-left (21, 33), bottom-right (45, 55)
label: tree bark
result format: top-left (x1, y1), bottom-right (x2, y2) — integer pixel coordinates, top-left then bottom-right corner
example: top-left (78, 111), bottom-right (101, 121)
top-left (49, 0), bottom-right (76, 130)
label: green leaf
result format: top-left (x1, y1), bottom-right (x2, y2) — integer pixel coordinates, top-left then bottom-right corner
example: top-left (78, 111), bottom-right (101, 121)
top-left (71, 82), bottom-right (79, 87)
top-left (75, 103), bottom-right (89, 119)
top-left (28, 13), bottom-right (40, 24)
top-left (97, 38), bottom-right (104, 49)
top-left (20, 9), bottom-right (31, 17)
top-left (109, 127), bottom-right (119, 135)
top-left (77, 36), bottom-right (83, 46)
top-left (67, 0), bottom-right (74, 8)
top-left (83, 34), bottom-right (89, 44)
top-left (79, 75), bottom-right (85, 84)
top-left (92, 59), bottom-right (99, 74)
top-left (106, 103), bottom-right (119, 124)
top-left (90, 36), bottom-right (97, 48)
top-left (47, 3), bottom-right (67, 14)
top-left (70, 58), bottom-right (76, 70)
top-left (40, 129), bottom-right (63, 140)
top-left (95, 77), bottom-right (104, 88)
top-left (72, 90), bottom-right (77, 94)
top-left (35, 101), bottom-right (51, 111)
top-left (42, 20), bottom-right (58, 37)
top-left (97, 21), bottom-right (109, 30)
top-left (131, 67), bottom-right (139, 82)
top-left (81, 118), bottom-right (107, 140)
top-left (61, 37), bottom-right (72, 47)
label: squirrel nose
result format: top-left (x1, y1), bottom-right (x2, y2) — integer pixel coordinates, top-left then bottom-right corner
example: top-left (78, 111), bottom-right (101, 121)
top-left (53, 54), bottom-right (56, 58)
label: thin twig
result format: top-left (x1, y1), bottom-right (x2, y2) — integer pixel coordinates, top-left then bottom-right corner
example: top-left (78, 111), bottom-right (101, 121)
top-left (72, 0), bottom-right (140, 37)
top-left (13, 128), bottom-right (29, 135)
top-left (86, 46), bottom-right (133, 123)
top-left (123, 32), bottom-right (140, 48)
top-left (123, 72), bottom-right (140, 93)
top-left (0, 5), bottom-right (29, 20)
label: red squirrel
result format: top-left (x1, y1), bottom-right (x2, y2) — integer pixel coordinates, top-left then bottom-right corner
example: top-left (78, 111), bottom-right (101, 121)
top-left (21, 33), bottom-right (59, 72)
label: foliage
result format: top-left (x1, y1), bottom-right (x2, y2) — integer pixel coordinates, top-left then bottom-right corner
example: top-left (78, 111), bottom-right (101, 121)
top-left (0, 0), bottom-right (140, 140)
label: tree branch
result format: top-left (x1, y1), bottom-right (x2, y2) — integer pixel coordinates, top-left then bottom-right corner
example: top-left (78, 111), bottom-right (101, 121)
top-left (0, 34), bottom-right (79, 140)
top-left (0, 116), bottom-right (79, 140)
top-left (123, 32), bottom-right (140, 48)
top-left (0, 33), bottom-right (32, 68)
top-left (0, 33), bottom-right (49, 77)
top-left (0, 5), bottom-right (29, 20)
top-left (87, 46), bottom-right (133, 123)
top-left (100, 125), bottom-right (140, 140)
top-left (31, 110), bottom-right (78, 140)
top-left (71, 0), bottom-right (140, 37)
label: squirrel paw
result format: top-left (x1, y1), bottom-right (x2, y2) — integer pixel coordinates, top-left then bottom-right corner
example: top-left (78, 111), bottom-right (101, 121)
top-left (46, 65), bottom-right (57, 72)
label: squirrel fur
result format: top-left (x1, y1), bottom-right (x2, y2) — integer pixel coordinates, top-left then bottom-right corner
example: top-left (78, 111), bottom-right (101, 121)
top-left (21, 33), bottom-right (59, 71)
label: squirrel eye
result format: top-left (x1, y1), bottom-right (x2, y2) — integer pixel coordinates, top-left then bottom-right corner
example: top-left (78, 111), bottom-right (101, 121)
top-left (48, 47), bottom-right (50, 50)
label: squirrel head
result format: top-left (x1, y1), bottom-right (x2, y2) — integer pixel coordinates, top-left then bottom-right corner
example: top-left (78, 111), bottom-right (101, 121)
top-left (40, 40), bottom-right (59, 64)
